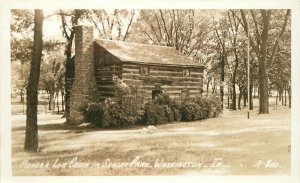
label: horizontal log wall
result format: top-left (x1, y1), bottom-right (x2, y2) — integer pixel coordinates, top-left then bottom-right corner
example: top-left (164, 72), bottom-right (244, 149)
top-left (95, 64), bottom-right (203, 100)
top-left (96, 65), bottom-right (122, 99)
top-left (121, 63), bottom-right (203, 99)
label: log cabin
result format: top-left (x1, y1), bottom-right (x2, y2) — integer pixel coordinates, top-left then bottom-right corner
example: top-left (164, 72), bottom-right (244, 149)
top-left (94, 39), bottom-right (204, 100)
top-left (68, 25), bottom-right (204, 124)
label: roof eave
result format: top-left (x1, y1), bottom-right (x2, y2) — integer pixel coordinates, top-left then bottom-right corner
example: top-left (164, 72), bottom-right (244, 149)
top-left (122, 60), bottom-right (205, 69)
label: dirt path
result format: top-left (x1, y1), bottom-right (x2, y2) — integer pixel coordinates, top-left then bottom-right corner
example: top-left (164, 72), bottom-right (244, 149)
top-left (11, 105), bottom-right (291, 176)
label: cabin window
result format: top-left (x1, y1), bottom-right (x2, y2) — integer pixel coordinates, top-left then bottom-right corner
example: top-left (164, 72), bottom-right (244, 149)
top-left (140, 65), bottom-right (149, 75)
top-left (183, 68), bottom-right (190, 77)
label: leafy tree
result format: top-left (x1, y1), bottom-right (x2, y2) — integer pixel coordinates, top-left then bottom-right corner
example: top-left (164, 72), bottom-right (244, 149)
top-left (58, 9), bottom-right (86, 120)
top-left (12, 62), bottom-right (30, 103)
top-left (239, 9), bottom-right (290, 114)
top-left (11, 10), bottom-right (34, 102)
top-left (198, 9), bottom-right (290, 113)
top-left (269, 43), bottom-right (291, 107)
top-left (40, 44), bottom-right (65, 113)
top-left (211, 13), bottom-right (230, 110)
top-left (227, 10), bottom-right (243, 110)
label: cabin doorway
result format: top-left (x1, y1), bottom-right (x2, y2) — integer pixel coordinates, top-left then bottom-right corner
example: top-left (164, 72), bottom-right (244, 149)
top-left (152, 84), bottom-right (162, 99)
top-left (152, 90), bottom-right (162, 100)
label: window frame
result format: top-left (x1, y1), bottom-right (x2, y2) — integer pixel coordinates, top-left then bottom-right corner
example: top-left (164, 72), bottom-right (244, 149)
top-left (182, 68), bottom-right (190, 77)
top-left (140, 65), bottom-right (150, 76)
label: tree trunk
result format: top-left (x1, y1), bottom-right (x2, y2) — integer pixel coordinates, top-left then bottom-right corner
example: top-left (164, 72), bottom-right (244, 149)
top-left (240, 10), bottom-right (278, 114)
top-left (51, 93), bottom-right (55, 114)
top-left (231, 48), bottom-right (239, 110)
top-left (49, 91), bottom-right (54, 111)
top-left (56, 92), bottom-right (60, 114)
top-left (288, 87), bottom-right (291, 109)
top-left (279, 91), bottom-right (282, 101)
top-left (258, 10), bottom-right (271, 114)
top-left (238, 91), bottom-right (242, 110)
top-left (48, 94), bottom-right (51, 110)
top-left (212, 84), bottom-right (216, 94)
top-left (60, 10), bottom-right (82, 121)
top-left (24, 10), bottom-right (43, 152)
top-left (243, 92), bottom-right (247, 108)
top-left (206, 79), bottom-right (210, 96)
top-left (61, 90), bottom-right (65, 112)
top-left (220, 54), bottom-right (225, 110)
top-left (227, 86), bottom-right (230, 108)
top-left (249, 87), bottom-right (253, 110)
top-left (284, 87), bottom-right (287, 106)
top-left (276, 90), bottom-right (278, 105)
top-left (232, 83), bottom-right (236, 110)
top-left (65, 55), bottom-right (73, 119)
top-left (250, 78), bottom-right (253, 110)
top-left (258, 69), bottom-right (269, 113)
top-left (20, 89), bottom-right (24, 103)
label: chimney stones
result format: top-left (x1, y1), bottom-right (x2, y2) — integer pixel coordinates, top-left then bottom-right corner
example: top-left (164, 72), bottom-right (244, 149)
top-left (68, 26), bottom-right (97, 125)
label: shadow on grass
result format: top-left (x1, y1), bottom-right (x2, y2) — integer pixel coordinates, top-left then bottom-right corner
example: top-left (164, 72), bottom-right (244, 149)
top-left (12, 121), bottom-right (157, 133)
top-left (12, 123), bottom-right (100, 132)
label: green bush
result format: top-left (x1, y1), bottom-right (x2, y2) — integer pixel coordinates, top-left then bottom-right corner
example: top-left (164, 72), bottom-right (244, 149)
top-left (180, 96), bottom-right (222, 121)
top-left (141, 101), bottom-right (165, 125)
top-left (180, 102), bottom-right (201, 121)
top-left (154, 93), bottom-right (172, 106)
top-left (195, 96), bottom-right (222, 118)
top-left (82, 90), bottom-right (222, 128)
top-left (209, 96), bottom-right (222, 117)
top-left (105, 96), bottom-right (144, 128)
top-left (194, 96), bottom-right (211, 119)
top-left (81, 102), bottom-right (108, 127)
top-left (155, 94), bottom-right (181, 121)
top-left (141, 94), bottom-right (181, 125)
top-left (82, 97), bottom-right (143, 128)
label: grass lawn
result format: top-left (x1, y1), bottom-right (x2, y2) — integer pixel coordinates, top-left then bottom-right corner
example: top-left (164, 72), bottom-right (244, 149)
top-left (11, 102), bottom-right (290, 176)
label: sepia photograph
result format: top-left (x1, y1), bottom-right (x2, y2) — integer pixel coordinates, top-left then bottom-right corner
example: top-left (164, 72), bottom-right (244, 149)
top-left (1, 0), bottom-right (300, 182)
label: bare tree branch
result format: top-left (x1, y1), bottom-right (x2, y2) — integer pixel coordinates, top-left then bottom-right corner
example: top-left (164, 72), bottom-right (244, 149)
top-left (154, 11), bottom-right (164, 43)
top-left (60, 11), bottom-right (70, 40)
top-left (159, 10), bottom-right (171, 45)
top-left (122, 10), bottom-right (135, 41)
top-left (269, 9), bottom-right (291, 65)
top-left (240, 10), bottom-right (259, 55)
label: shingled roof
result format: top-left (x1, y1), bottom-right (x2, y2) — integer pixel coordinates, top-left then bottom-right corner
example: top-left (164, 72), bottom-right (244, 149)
top-left (95, 39), bottom-right (204, 68)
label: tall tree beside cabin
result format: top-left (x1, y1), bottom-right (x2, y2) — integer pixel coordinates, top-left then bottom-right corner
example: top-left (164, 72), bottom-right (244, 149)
top-left (240, 9), bottom-right (290, 114)
top-left (24, 9), bottom-right (43, 152)
top-left (59, 10), bottom-right (84, 121)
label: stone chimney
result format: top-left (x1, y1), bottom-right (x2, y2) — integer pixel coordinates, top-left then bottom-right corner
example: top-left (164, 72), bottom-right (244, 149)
top-left (68, 26), bottom-right (97, 125)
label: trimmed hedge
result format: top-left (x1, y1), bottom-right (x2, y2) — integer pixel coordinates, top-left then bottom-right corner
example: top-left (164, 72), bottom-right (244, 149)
top-left (81, 93), bottom-right (222, 128)
top-left (140, 94), bottom-right (222, 124)
top-left (140, 94), bottom-right (181, 125)
top-left (180, 96), bottom-right (222, 121)
top-left (81, 102), bottom-right (107, 127)
top-left (81, 96), bottom-right (143, 128)
top-left (105, 96), bottom-right (144, 128)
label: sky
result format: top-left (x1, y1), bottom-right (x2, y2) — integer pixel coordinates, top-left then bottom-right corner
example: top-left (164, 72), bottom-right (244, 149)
top-left (43, 10), bottom-right (64, 40)
top-left (42, 9), bottom-right (133, 40)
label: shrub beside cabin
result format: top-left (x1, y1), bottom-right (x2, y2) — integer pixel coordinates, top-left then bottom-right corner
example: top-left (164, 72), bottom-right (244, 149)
top-left (68, 26), bottom-right (204, 125)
